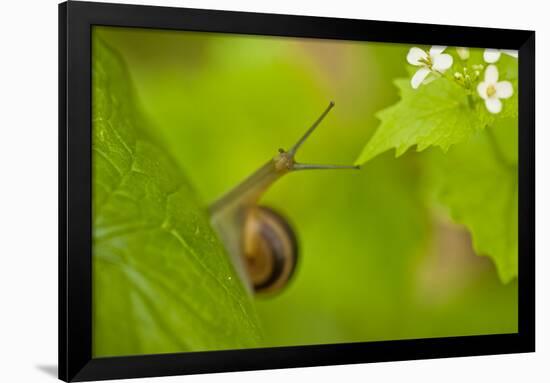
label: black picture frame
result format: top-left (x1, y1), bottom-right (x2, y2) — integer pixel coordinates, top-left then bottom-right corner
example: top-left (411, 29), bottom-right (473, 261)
top-left (59, 1), bottom-right (535, 381)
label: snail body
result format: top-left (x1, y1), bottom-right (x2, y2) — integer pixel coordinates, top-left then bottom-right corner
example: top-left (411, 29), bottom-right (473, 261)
top-left (209, 102), bottom-right (358, 295)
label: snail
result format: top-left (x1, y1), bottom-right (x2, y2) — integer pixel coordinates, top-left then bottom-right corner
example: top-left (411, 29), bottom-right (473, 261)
top-left (209, 101), bottom-right (359, 295)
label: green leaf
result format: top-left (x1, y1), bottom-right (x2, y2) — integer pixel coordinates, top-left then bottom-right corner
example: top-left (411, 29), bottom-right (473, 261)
top-left (427, 117), bottom-right (518, 282)
top-left (92, 38), bottom-right (261, 357)
top-left (354, 54), bottom-right (518, 281)
top-left (355, 78), bottom-right (483, 165)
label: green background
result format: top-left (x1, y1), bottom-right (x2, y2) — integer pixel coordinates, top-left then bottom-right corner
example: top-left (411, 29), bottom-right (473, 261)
top-left (92, 26), bottom-right (517, 356)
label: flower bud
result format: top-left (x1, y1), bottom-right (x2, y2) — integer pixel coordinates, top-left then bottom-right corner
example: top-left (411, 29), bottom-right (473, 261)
top-left (456, 47), bottom-right (470, 60)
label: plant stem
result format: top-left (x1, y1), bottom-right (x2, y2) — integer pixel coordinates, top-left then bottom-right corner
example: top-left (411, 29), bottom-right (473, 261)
top-left (467, 94), bottom-right (475, 109)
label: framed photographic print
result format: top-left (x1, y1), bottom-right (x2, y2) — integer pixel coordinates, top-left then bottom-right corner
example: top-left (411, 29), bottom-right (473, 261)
top-left (59, 1), bottom-right (535, 381)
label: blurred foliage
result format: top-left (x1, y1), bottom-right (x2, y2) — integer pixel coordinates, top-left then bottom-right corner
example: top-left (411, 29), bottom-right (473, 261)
top-left (92, 26), bottom-right (517, 353)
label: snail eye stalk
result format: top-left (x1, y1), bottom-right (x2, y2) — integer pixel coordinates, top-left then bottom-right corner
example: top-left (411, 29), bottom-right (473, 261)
top-left (287, 101), bottom-right (360, 171)
top-left (293, 163), bottom-right (360, 170)
top-left (287, 101), bottom-right (335, 157)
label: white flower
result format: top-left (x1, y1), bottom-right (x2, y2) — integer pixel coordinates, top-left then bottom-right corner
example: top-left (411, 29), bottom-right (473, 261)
top-left (477, 65), bottom-right (513, 114)
top-left (483, 48), bottom-right (519, 63)
top-left (456, 47), bottom-right (470, 60)
top-left (407, 46), bottom-right (453, 89)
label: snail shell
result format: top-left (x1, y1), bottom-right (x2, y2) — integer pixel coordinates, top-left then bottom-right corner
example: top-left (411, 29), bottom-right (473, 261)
top-left (243, 206), bottom-right (298, 293)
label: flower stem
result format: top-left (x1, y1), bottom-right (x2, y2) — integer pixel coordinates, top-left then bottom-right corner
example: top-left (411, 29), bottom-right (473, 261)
top-left (467, 94), bottom-right (475, 109)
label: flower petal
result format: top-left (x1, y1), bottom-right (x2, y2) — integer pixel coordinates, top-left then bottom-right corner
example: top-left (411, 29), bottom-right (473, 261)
top-left (477, 81), bottom-right (489, 100)
top-left (423, 74), bottom-right (436, 85)
top-left (407, 47), bottom-right (428, 66)
top-left (411, 67), bottom-right (430, 89)
top-left (429, 45), bottom-right (447, 56)
top-left (432, 53), bottom-right (453, 71)
top-left (484, 64), bottom-right (499, 83)
top-left (483, 49), bottom-right (501, 63)
top-left (496, 81), bottom-right (514, 99)
top-left (502, 49), bottom-right (518, 58)
top-left (485, 98), bottom-right (502, 114)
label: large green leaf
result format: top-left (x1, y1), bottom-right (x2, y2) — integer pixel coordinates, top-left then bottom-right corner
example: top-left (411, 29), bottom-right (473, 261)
top-left (426, 117), bottom-right (518, 282)
top-left (92, 38), bottom-right (261, 357)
